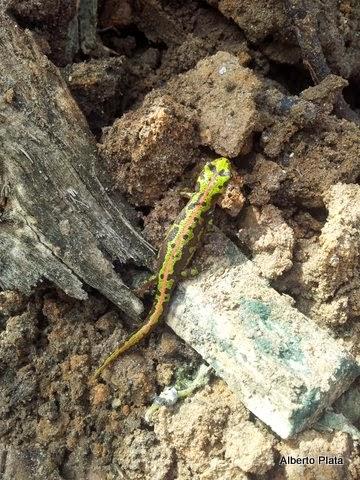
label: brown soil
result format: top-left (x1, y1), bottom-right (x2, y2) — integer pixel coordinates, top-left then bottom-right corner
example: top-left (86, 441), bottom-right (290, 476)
top-left (2, 1), bottom-right (360, 479)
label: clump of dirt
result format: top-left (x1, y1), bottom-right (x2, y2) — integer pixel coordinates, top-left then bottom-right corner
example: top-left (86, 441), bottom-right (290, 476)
top-left (100, 51), bottom-right (262, 210)
top-left (0, 288), bottom-right (200, 478)
top-left (293, 183), bottom-right (360, 328)
top-left (239, 204), bottom-right (294, 279)
top-left (278, 430), bottom-right (352, 480)
top-left (208, 0), bottom-right (288, 43)
top-left (244, 155), bottom-right (287, 206)
top-left (269, 115), bottom-right (360, 209)
top-left (100, 94), bottom-right (198, 206)
top-left (143, 187), bottom-right (186, 248)
top-left (9, 0), bottom-right (79, 65)
top-left (152, 380), bottom-right (276, 478)
top-left (2, 0), bottom-right (360, 478)
top-left (164, 51), bottom-right (262, 157)
top-left (64, 57), bottom-right (128, 134)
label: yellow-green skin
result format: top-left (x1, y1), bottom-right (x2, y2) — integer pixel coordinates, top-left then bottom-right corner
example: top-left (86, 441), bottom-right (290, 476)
top-left (94, 158), bottom-right (231, 378)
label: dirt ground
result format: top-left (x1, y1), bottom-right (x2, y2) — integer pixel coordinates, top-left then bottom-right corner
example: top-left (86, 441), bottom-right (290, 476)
top-left (2, 0), bottom-right (360, 478)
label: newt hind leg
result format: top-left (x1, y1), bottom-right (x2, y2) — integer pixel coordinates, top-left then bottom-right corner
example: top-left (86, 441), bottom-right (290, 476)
top-left (180, 267), bottom-right (199, 279)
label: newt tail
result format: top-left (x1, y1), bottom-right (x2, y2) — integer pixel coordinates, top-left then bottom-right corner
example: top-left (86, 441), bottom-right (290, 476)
top-left (93, 157), bottom-right (231, 378)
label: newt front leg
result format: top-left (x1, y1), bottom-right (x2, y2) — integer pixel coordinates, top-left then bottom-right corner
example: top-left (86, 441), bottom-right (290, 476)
top-left (93, 157), bottom-right (232, 378)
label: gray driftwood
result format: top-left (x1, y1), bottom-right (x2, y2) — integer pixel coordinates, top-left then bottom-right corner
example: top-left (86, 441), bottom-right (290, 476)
top-left (0, 14), bottom-right (156, 318)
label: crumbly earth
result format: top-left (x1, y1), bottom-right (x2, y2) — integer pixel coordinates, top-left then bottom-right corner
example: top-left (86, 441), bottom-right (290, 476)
top-left (2, 0), bottom-right (360, 479)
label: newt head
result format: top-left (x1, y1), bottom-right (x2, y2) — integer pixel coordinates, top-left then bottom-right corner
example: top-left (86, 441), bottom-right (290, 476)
top-left (196, 157), bottom-right (232, 197)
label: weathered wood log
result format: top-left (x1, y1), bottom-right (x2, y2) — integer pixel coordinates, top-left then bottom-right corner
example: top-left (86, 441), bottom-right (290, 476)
top-left (0, 13), bottom-right (156, 318)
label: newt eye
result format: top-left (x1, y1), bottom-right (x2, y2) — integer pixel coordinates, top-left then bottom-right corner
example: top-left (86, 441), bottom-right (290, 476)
top-left (208, 163), bottom-right (216, 173)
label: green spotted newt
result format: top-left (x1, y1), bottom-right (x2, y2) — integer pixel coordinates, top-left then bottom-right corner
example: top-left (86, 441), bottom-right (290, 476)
top-left (93, 157), bottom-right (232, 378)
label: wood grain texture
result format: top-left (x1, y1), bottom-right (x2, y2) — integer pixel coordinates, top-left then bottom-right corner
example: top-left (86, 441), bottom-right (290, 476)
top-left (0, 13), bottom-right (156, 318)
